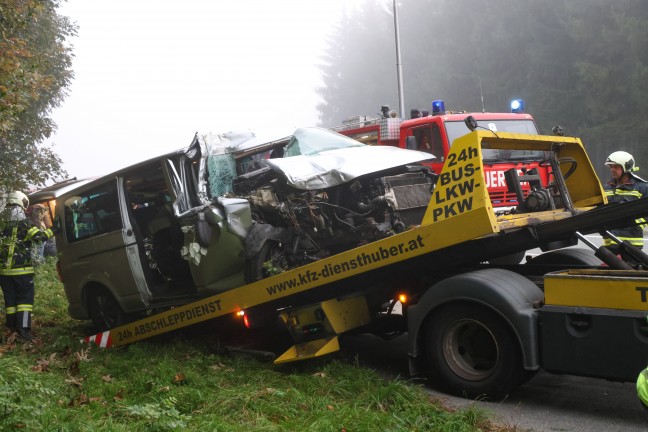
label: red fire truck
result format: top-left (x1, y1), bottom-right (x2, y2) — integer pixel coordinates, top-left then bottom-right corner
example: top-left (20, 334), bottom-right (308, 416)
top-left (335, 100), bottom-right (550, 209)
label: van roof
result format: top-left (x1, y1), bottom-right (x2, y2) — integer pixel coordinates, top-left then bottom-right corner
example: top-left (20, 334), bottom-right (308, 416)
top-left (28, 178), bottom-right (94, 204)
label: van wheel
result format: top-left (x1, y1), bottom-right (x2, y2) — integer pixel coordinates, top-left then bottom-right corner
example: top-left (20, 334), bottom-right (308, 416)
top-left (245, 241), bottom-right (288, 282)
top-left (425, 303), bottom-right (525, 400)
top-left (87, 286), bottom-right (126, 331)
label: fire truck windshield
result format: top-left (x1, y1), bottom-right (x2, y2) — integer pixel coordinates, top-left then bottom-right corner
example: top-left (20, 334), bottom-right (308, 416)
top-left (444, 119), bottom-right (546, 162)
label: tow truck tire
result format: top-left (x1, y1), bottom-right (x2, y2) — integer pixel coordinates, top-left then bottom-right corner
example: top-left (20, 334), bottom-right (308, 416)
top-left (425, 302), bottom-right (525, 400)
top-left (525, 248), bottom-right (602, 266)
top-left (488, 250), bottom-right (526, 265)
top-left (87, 286), bottom-right (127, 332)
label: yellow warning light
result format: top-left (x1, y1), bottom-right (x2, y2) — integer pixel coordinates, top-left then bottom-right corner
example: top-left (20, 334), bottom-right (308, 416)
top-left (398, 294), bottom-right (408, 304)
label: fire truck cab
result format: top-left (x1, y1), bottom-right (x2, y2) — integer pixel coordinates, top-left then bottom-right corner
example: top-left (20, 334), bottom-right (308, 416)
top-left (336, 100), bottom-right (550, 209)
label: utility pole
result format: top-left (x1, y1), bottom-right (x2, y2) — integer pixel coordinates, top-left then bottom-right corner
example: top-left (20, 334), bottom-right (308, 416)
top-left (392, 0), bottom-right (405, 117)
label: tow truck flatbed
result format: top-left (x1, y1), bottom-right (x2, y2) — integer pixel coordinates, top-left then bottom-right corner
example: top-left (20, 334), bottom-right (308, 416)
top-left (80, 130), bottom-right (648, 398)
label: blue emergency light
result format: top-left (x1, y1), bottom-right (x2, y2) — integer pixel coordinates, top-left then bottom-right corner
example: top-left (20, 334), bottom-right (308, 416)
top-left (432, 100), bottom-right (445, 115)
top-left (510, 99), bottom-right (525, 113)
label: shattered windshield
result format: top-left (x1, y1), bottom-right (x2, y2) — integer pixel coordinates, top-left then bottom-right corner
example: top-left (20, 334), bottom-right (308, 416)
top-left (203, 127), bottom-right (405, 197)
top-left (284, 127), bottom-right (365, 156)
top-left (444, 119), bottom-right (546, 162)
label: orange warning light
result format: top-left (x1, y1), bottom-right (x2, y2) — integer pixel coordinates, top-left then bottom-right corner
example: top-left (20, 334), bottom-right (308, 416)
top-left (398, 294), bottom-right (408, 304)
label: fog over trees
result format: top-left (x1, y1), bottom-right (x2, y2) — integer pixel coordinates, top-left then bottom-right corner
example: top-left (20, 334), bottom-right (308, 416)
top-left (316, 0), bottom-right (648, 180)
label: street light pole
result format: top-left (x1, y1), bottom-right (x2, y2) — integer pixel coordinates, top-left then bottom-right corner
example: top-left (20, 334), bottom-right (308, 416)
top-left (392, 0), bottom-right (405, 117)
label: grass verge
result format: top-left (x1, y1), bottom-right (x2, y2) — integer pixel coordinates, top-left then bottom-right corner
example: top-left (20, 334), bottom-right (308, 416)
top-left (0, 259), bottom-right (520, 431)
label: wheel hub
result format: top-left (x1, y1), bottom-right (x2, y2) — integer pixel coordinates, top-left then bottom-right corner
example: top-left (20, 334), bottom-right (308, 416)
top-left (442, 318), bottom-right (499, 381)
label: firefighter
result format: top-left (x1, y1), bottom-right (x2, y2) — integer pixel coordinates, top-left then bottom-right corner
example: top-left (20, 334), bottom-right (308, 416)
top-left (0, 191), bottom-right (55, 341)
top-left (602, 151), bottom-right (648, 261)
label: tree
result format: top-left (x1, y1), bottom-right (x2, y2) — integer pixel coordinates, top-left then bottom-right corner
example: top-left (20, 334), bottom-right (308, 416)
top-left (316, 0), bottom-right (648, 181)
top-left (0, 0), bottom-right (76, 192)
top-left (316, 0), bottom-right (400, 126)
top-left (564, 0), bottom-right (648, 179)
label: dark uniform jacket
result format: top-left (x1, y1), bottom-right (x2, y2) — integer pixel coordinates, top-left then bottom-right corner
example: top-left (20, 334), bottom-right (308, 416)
top-left (603, 176), bottom-right (648, 248)
top-left (0, 215), bottom-right (54, 276)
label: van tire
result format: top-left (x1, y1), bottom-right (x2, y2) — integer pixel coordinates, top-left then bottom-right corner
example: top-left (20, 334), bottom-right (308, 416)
top-left (245, 241), bottom-right (288, 282)
top-left (87, 286), bottom-right (127, 331)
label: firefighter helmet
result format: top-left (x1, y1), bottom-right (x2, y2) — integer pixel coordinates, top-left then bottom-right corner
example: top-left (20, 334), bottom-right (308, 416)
top-left (605, 151), bottom-right (636, 173)
top-left (6, 191), bottom-right (29, 210)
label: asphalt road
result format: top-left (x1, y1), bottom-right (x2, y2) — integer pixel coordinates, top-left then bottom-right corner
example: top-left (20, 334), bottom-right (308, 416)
top-left (339, 333), bottom-right (648, 432)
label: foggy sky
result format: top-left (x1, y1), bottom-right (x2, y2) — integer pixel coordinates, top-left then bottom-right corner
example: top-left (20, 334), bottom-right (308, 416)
top-left (47, 0), bottom-right (366, 180)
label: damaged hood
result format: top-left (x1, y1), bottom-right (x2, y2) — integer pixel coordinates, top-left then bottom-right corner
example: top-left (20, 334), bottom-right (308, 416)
top-left (195, 126), bottom-right (434, 196)
top-left (265, 144), bottom-right (434, 190)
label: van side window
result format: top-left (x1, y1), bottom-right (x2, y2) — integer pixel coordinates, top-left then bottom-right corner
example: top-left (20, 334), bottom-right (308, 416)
top-left (64, 181), bottom-right (122, 243)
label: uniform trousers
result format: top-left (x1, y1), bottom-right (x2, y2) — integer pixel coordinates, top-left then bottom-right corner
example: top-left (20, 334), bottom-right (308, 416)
top-left (0, 274), bottom-right (34, 330)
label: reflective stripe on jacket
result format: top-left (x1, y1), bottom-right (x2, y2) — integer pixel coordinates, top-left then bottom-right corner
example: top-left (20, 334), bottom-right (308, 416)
top-left (0, 218), bottom-right (53, 276)
top-left (604, 178), bottom-right (648, 247)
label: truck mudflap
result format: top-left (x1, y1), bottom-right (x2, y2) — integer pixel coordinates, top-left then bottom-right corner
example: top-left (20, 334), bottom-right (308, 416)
top-left (406, 268), bottom-right (545, 374)
top-left (542, 269), bottom-right (648, 381)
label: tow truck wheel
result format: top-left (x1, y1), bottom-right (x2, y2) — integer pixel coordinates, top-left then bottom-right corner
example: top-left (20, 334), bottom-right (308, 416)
top-left (87, 286), bottom-right (127, 332)
top-left (425, 303), bottom-right (525, 400)
top-left (488, 250), bottom-right (526, 265)
top-left (525, 248), bottom-right (602, 266)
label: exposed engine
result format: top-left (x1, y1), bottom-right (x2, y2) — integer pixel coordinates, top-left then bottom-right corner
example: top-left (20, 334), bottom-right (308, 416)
top-left (234, 166), bottom-right (436, 280)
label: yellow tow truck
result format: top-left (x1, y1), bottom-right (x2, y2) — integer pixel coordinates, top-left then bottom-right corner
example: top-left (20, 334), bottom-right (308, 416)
top-left (77, 127), bottom-right (648, 399)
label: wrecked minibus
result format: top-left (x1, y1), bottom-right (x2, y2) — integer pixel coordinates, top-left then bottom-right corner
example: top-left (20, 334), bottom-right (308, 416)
top-left (54, 128), bottom-right (436, 330)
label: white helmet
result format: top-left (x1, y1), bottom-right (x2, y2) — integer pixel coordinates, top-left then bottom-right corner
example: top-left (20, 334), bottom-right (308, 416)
top-left (605, 151), bottom-right (636, 173)
top-left (6, 191), bottom-right (29, 210)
